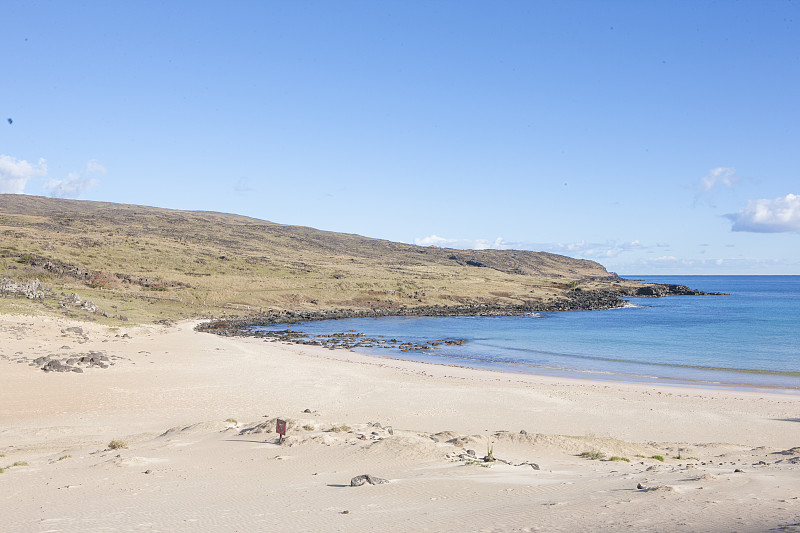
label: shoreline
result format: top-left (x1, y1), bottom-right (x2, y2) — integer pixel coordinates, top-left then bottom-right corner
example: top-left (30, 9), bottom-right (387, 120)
top-left (3, 313), bottom-right (796, 445)
top-left (196, 303), bottom-right (799, 395)
top-left (2, 313), bottom-right (798, 532)
top-left (196, 282), bottom-right (721, 334)
top-left (360, 351), bottom-right (800, 395)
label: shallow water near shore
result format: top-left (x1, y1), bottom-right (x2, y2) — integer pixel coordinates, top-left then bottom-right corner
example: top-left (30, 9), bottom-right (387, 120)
top-left (258, 276), bottom-right (800, 393)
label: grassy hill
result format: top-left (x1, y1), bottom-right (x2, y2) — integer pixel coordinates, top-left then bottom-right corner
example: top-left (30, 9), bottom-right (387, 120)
top-left (0, 194), bottom-right (640, 324)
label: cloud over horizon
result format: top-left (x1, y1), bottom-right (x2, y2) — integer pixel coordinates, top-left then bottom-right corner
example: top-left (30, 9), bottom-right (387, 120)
top-left (413, 235), bottom-right (652, 261)
top-left (0, 155), bottom-right (48, 194)
top-left (413, 234), bottom-right (511, 250)
top-left (45, 159), bottom-right (105, 199)
top-left (726, 193), bottom-right (800, 233)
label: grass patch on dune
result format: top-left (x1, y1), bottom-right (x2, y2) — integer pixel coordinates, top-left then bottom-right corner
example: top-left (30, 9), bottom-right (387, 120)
top-left (580, 450), bottom-right (605, 460)
top-left (0, 461), bottom-right (29, 472)
top-left (108, 439), bottom-right (128, 450)
top-left (608, 456), bottom-right (630, 462)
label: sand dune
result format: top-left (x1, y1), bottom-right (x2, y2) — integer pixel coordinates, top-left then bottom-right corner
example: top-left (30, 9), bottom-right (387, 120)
top-left (1, 314), bottom-right (798, 532)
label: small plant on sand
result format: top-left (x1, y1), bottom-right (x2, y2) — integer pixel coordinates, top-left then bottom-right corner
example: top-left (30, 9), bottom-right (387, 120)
top-left (302, 425), bottom-right (314, 431)
top-left (580, 450), bottom-right (606, 460)
top-left (57, 455), bottom-right (71, 461)
top-left (108, 439), bottom-right (128, 450)
top-left (652, 455), bottom-right (665, 462)
top-left (11, 461), bottom-right (28, 467)
top-left (330, 425), bottom-right (351, 433)
top-left (225, 418), bottom-right (238, 425)
top-left (608, 456), bottom-right (630, 462)
top-left (0, 467), bottom-right (4, 474)
top-left (486, 444), bottom-right (495, 462)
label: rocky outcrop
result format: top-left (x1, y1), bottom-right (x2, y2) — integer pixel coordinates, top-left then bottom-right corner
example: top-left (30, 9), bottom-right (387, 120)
top-left (7, 254), bottom-right (190, 290)
top-left (0, 278), bottom-right (45, 299)
top-left (60, 293), bottom-right (109, 317)
top-left (616, 284), bottom-right (726, 297)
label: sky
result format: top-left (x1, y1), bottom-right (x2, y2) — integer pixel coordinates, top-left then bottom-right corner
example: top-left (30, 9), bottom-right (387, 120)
top-left (2, 1), bottom-right (799, 275)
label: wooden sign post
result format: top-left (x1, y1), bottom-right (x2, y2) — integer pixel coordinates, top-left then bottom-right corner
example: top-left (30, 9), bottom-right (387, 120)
top-left (276, 419), bottom-right (287, 444)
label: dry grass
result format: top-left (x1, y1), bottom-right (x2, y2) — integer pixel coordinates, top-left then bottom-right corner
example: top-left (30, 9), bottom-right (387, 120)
top-left (0, 195), bottom-right (638, 325)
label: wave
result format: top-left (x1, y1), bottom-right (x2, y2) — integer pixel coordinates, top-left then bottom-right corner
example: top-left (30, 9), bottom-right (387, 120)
top-left (466, 341), bottom-right (800, 377)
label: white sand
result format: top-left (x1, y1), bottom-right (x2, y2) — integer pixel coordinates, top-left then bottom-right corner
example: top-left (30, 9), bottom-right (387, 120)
top-left (1, 314), bottom-right (799, 532)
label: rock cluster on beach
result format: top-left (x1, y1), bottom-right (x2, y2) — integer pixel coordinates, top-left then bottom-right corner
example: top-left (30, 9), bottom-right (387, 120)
top-left (0, 325), bottom-right (127, 373)
top-left (251, 329), bottom-right (467, 352)
top-left (33, 352), bottom-right (112, 373)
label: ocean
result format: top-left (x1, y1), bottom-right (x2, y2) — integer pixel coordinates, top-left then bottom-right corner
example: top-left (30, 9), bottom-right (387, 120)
top-left (258, 276), bottom-right (800, 393)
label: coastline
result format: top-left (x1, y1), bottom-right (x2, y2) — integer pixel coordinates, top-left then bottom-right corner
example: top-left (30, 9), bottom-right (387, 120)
top-left (2, 313), bottom-right (799, 532)
top-left (193, 279), bottom-right (798, 394)
top-left (195, 282), bottom-right (720, 334)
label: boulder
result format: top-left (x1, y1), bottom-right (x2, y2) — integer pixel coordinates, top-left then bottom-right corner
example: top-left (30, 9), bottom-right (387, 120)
top-left (350, 474), bottom-right (389, 487)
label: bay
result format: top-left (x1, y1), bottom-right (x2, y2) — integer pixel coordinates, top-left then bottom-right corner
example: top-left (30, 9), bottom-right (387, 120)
top-left (258, 276), bottom-right (800, 393)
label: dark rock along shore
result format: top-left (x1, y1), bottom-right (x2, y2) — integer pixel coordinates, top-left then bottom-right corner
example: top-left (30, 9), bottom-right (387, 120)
top-left (196, 283), bottom-right (722, 338)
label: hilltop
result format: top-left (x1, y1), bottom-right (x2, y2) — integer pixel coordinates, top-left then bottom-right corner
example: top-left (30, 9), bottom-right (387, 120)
top-left (1, 194), bottom-right (655, 324)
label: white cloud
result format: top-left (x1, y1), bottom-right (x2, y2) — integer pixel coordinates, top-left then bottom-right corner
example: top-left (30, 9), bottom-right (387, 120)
top-left (699, 167), bottom-right (737, 191)
top-left (726, 193), bottom-right (800, 233)
top-left (413, 235), bottom-right (512, 250)
top-left (414, 235), bottom-right (450, 247)
top-left (85, 159), bottom-right (107, 174)
top-left (547, 240), bottom-right (645, 258)
top-left (0, 155), bottom-right (47, 193)
top-left (413, 235), bottom-right (653, 260)
top-left (45, 172), bottom-right (98, 199)
top-left (44, 159), bottom-right (105, 199)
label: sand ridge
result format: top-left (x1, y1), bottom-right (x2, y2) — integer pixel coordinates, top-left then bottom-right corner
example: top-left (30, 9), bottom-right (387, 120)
top-left (1, 314), bottom-right (799, 532)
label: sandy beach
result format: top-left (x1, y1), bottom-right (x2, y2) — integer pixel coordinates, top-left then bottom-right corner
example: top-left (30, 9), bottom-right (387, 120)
top-left (1, 313), bottom-right (799, 532)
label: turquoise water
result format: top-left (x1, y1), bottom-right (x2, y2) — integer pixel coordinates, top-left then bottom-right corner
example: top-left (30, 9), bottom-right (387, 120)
top-left (261, 276), bottom-right (800, 392)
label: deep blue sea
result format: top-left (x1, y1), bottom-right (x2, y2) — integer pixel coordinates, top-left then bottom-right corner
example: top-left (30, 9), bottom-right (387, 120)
top-left (261, 276), bottom-right (800, 393)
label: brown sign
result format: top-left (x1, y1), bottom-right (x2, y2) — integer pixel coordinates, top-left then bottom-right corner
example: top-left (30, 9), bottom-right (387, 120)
top-left (276, 419), bottom-right (287, 436)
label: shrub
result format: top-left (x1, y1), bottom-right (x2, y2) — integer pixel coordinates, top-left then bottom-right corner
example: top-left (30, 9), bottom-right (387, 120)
top-left (652, 455), bottom-right (665, 462)
top-left (580, 451), bottom-right (605, 460)
top-left (108, 439), bottom-right (128, 450)
top-left (608, 456), bottom-right (630, 462)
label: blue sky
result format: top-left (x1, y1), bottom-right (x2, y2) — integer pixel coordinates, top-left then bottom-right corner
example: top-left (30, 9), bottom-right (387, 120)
top-left (2, 1), bottom-right (798, 275)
